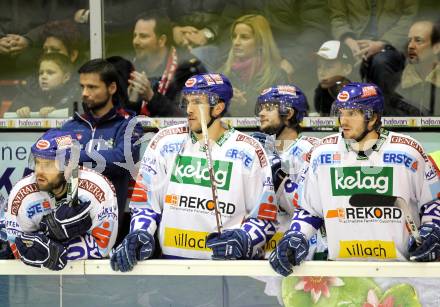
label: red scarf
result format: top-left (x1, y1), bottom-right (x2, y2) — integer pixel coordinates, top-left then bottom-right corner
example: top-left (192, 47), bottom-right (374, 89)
top-left (231, 56), bottom-right (262, 83)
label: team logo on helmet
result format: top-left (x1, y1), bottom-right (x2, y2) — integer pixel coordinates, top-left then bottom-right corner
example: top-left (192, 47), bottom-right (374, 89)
top-left (337, 91), bottom-right (350, 102)
top-left (36, 140), bottom-right (50, 150)
top-left (185, 77), bottom-right (197, 87)
top-left (361, 86), bottom-right (378, 98)
top-left (277, 85), bottom-right (297, 96)
top-left (55, 135), bottom-right (73, 150)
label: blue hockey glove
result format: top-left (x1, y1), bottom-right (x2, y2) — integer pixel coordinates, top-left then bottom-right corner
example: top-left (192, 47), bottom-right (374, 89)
top-left (40, 198), bottom-right (92, 241)
top-left (269, 230), bottom-right (309, 277)
top-left (110, 230), bottom-right (155, 272)
top-left (0, 222), bottom-right (13, 259)
top-left (409, 222), bottom-right (440, 262)
top-left (15, 232), bottom-right (67, 271)
top-left (206, 229), bottom-right (252, 260)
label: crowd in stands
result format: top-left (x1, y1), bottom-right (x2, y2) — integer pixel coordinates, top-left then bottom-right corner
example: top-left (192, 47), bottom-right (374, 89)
top-left (0, 0), bottom-right (439, 118)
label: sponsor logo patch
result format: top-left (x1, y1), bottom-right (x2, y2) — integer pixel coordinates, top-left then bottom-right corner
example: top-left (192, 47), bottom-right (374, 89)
top-left (164, 227), bottom-right (210, 251)
top-left (36, 140), bottom-right (50, 150)
top-left (165, 193), bottom-right (236, 215)
top-left (361, 86), bottom-right (378, 98)
top-left (225, 148), bottom-right (254, 168)
top-left (339, 240), bottom-right (396, 259)
top-left (11, 183), bottom-right (39, 215)
top-left (236, 134), bottom-right (267, 167)
top-left (330, 167), bottom-right (393, 196)
top-left (326, 206), bottom-right (402, 224)
top-left (337, 91), bottom-right (350, 102)
top-left (383, 151), bottom-right (418, 172)
top-left (171, 156), bottom-right (233, 190)
top-left (150, 126), bottom-right (188, 150)
top-left (390, 135), bottom-right (428, 162)
top-left (312, 151), bottom-right (341, 172)
top-left (26, 200), bottom-right (51, 218)
top-left (55, 135), bottom-right (73, 149)
top-left (79, 179), bottom-right (105, 203)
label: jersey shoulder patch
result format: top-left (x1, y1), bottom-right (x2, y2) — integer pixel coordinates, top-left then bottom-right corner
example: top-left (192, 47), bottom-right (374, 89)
top-left (388, 132), bottom-right (428, 161)
top-left (149, 124), bottom-right (189, 150)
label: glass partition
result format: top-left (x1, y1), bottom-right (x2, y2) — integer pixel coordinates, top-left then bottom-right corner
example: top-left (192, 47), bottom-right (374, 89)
top-left (0, 1), bottom-right (89, 119)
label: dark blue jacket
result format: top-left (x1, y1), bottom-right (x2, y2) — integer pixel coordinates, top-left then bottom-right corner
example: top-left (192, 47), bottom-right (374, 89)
top-left (62, 106), bottom-right (142, 230)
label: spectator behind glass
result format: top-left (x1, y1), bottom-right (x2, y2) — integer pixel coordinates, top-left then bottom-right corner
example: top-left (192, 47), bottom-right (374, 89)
top-left (396, 19), bottom-right (440, 115)
top-left (222, 14), bottom-right (290, 117)
top-left (328, 0), bottom-right (417, 115)
top-left (14, 53), bottom-right (77, 117)
top-left (106, 55), bottom-right (135, 109)
top-left (167, 0), bottom-right (227, 71)
top-left (41, 20), bottom-right (85, 67)
top-left (314, 40), bottom-right (354, 116)
top-left (128, 11), bottom-right (206, 117)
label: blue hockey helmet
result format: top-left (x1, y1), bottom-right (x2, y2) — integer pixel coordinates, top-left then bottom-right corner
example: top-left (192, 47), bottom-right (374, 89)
top-left (332, 82), bottom-right (384, 118)
top-left (255, 85), bottom-right (307, 122)
top-left (181, 73), bottom-right (233, 111)
top-left (31, 129), bottom-right (78, 168)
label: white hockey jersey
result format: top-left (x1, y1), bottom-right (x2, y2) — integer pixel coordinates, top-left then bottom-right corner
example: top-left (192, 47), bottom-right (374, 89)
top-left (294, 129), bottom-right (440, 261)
top-left (5, 168), bottom-right (118, 259)
top-left (265, 136), bottom-right (320, 253)
top-left (129, 124), bottom-right (277, 259)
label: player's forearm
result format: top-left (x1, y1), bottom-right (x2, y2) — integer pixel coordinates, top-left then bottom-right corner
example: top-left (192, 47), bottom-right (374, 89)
top-left (241, 218), bottom-right (276, 256)
top-left (289, 208), bottom-right (323, 241)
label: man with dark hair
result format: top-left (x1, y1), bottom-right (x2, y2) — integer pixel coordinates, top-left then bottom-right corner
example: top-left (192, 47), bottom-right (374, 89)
top-left (41, 19), bottom-right (84, 66)
top-left (127, 11), bottom-right (206, 117)
top-left (397, 19), bottom-right (440, 115)
top-left (62, 59), bottom-right (142, 243)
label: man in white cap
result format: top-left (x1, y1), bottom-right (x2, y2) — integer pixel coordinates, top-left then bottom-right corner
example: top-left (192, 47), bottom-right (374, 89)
top-left (314, 40), bottom-right (354, 115)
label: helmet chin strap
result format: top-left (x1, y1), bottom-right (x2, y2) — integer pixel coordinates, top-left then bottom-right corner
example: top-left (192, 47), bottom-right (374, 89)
top-left (194, 107), bottom-right (218, 134)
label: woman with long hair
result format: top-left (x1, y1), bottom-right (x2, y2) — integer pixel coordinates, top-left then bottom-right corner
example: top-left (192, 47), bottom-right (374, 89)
top-left (222, 14), bottom-right (291, 116)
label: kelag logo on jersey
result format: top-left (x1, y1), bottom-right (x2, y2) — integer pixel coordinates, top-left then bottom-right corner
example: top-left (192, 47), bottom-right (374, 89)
top-left (330, 167), bottom-right (393, 196)
top-left (383, 151), bottom-right (418, 172)
top-left (171, 156), bottom-right (233, 190)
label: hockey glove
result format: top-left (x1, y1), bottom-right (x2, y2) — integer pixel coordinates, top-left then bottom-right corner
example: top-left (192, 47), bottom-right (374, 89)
top-left (269, 230), bottom-right (309, 277)
top-left (409, 222), bottom-right (440, 262)
top-left (40, 198), bottom-right (92, 241)
top-left (0, 222), bottom-right (13, 259)
top-left (206, 229), bottom-right (252, 260)
top-left (15, 232), bottom-right (67, 271)
top-left (110, 230), bottom-right (155, 272)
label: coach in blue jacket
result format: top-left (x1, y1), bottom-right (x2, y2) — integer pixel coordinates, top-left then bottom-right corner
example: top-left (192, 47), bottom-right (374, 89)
top-left (62, 59), bottom-right (142, 243)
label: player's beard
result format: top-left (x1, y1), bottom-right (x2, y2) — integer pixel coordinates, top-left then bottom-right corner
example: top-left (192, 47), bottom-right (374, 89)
top-left (261, 119), bottom-right (284, 136)
top-left (83, 93), bottom-right (111, 113)
top-left (37, 173), bottom-right (66, 193)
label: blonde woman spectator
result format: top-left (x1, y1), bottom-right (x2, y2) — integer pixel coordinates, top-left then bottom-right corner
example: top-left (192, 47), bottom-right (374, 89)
top-left (222, 14), bottom-right (290, 116)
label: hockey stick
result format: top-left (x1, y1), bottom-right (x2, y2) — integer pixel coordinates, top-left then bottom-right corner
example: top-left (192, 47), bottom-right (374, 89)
top-left (349, 194), bottom-right (421, 245)
top-left (65, 140), bottom-right (81, 207)
top-left (198, 104), bottom-right (223, 234)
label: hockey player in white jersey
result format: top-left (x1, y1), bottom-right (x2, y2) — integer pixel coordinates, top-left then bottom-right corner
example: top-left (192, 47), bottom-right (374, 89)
top-left (111, 73), bottom-right (278, 272)
top-left (252, 85), bottom-right (322, 256)
top-left (3, 129), bottom-right (118, 270)
top-left (270, 82), bottom-right (440, 276)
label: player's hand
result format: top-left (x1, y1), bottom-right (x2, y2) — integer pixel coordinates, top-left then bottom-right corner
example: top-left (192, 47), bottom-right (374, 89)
top-left (40, 198), bottom-right (92, 241)
top-left (15, 232), bottom-right (67, 271)
top-left (0, 222), bottom-right (13, 259)
top-left (409, 222), bottom-right (440, 262)
top-left (206, 229), bottom-right (252, 260)
top-left (39, 106), bottom-right (56, 117)
top-left (269, 230), bottom-right (309, 276)
top-left (110, 230), bottom-right (155, 272)
top-left (357, 40), bottom-right (385, 60)
top-left (128, 71), bottom-right (154, 102)
top-left (16, 106), bottom-right (31, 118)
